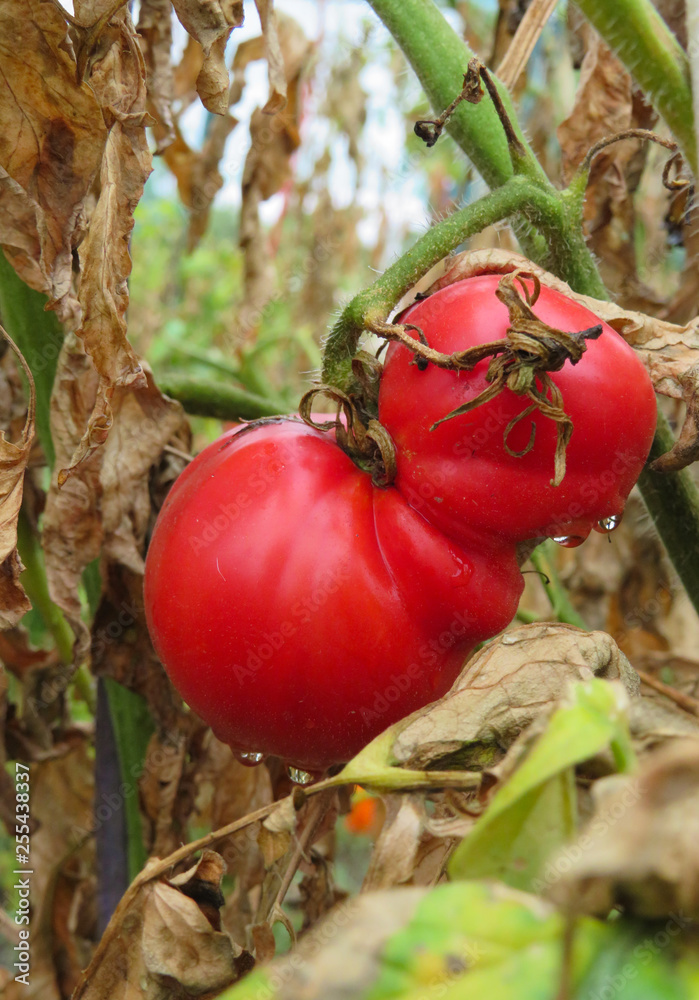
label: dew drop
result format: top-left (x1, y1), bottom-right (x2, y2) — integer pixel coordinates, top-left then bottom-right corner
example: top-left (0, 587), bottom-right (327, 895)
top-left (593, 514), bottom-right (623, 534)
top-left (551, 534), bottom-right (585, 548)
top-left (288, 766), bottom-right (314, 785)
top-left (236, 751), bottom-right (265, 767)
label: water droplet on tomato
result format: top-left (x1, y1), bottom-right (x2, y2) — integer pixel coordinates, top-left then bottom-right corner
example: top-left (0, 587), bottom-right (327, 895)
top-left (551, 534), bottom-right (585, 548)
top-left (236, 751), bottom-right (265, 766)
top-left (593, 514), bottom-right (623, 534)
top-left (288, 766), bottom-right (314, 785)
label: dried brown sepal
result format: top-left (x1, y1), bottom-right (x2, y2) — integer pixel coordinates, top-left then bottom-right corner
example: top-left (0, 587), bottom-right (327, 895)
top-left (371, 270), bottom-right (601, 487)
top-left (427, 248), bottom-right (699, 472)
top-left (414, 57), bottom-right (483, 148)
top-left (299, 386), bottom-right (397, 487)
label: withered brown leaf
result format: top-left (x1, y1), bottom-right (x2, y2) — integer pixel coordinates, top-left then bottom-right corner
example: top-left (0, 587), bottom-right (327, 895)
top-left (73, 851), bottom-right (240, 1000)
top-left (548, 739), bottom-right (699, 918)
top-left (362, 795), bottom-right (424, 892)
top-left (137, 0), bottom-right (176, 149)
top-left (171, 0), bottom-right (244, 114)
top-left (0, 331), bottom-right (35, 629)
top-left (388, 623), bottom-right (639, 773)
top-left (0, 0), bottom-right (107, 325)
top-left (43, 334), bottom-right (185, 656)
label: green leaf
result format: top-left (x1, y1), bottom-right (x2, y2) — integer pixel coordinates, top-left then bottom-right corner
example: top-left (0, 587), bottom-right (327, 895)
top-left (103, 678), bottom-right (155, 880)
top-left (451, 769), bottom-right (577, 893)
top-left (449, 680), bottom-right (635, 887)
top-left (216, 881), bottom-right (699, 1000)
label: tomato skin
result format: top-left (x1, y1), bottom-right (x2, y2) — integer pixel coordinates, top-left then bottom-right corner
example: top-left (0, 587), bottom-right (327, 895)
top-left (379, 275), bottom-right (657, 545)
top-left (144, 420), bottom-right (523, 771)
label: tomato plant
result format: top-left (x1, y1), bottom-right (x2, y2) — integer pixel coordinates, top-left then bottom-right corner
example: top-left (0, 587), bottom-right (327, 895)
top-left (379, 273), bottom-right (658, 547)
top-left (144, 419), bottom-right (523, 773)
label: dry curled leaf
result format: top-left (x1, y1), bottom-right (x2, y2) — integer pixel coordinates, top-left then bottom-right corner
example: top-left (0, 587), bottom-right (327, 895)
top-left (68, 5), bottom-right (153, 479)
top-left (137, 0), bottom-right (176, 148)
top-left (549, 739), bottom-right (699, 919)
top-left (361, 795), bottom-right (425, 892)
top-left (430, 250), bottom-right (699, 472)
top-left (557, 27), bottom-right (659, 308)
top-left (0, 0), bottom-right (107, 325)
top-left (171, 0), bottom-right (244, 114)
top-left (42, 334), bottom-right (186, 658)
top-left (234, 14), bottom-right (311, 345)
top-left (387, 623), bottom-right (639, 772)
top-left (255, 0), bottom-right (287, 115)
top-left (73, 852), bottom-right (241, 1000)
top-left (0, 332), bottom-right (35, 629)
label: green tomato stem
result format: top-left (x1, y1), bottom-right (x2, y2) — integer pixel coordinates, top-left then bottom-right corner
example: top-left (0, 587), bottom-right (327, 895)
top-left (638, 411), bottom-right (699, 605)
top-left (366, 0), bottom-right (547, 189)
top-left (16, 509), bottom-right (75, 666)
top-left (157, 373), bottom-right (288, 420)
top-left (530, 541), bottom-right (589, 630)
top-left (322, 177), bottom-right (563, 389)
top-left (574, 0), bottom-right (697, 175)
top-left (365, 0), bottom-right (606, 291)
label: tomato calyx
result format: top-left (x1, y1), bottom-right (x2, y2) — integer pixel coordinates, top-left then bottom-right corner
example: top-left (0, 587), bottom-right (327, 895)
top-left (371, 269), bottom-right (604, 487)
top-left (299, 382), bottom-right (397, 487)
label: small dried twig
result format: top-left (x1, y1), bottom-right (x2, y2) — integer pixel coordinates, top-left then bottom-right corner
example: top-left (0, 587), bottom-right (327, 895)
top-left (414, 59), bottom-right (524, 156)
top-left (264, 789), bottom-right (336, 926)
top-left (636, 668), bottom-right (699, 718)
top-left (577, 129), bottom-right (678, 180)
top-left (414, 57), bottom-right (484, 147)
top-left (496, 0), bottom-right (560, 90)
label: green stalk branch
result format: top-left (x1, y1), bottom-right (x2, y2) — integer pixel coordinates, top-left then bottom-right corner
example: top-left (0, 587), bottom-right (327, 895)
top-left (574, 0), bottom-right (697, 175)
top-left (158, 373), bottom-right (288, 421)
top-left (366, 0), bottom-right (546, 189)
top-left (323, 177), bottom-right (565, 388)
top-left (365, 0), bottom-right (604, 288)
top-left (638, 412), bottom-right (699, 604)
top-left (530, 541), bottom-right (588, 629)
top-left (16, 510), bottom-right (74, 665)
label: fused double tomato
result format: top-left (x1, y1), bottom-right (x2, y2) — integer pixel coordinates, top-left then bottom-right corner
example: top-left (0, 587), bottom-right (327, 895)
top-left (144, 272), bottom-right (657, 773)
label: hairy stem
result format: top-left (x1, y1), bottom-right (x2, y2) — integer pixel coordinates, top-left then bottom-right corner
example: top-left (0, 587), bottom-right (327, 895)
top-left (16, 509), bottom-right (74, 665)
top-left (323, 177), bottom-right (565, 388)
top-left (366, 0), bottom-right (604, 288)
top-left (367, 0), bottom-right (544, 188)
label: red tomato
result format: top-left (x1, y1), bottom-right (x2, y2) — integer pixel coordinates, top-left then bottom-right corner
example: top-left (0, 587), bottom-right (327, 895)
top-left (144, 419), bottom-right (523, 772)
top-left (379, 275), bottom-right (657, 546)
